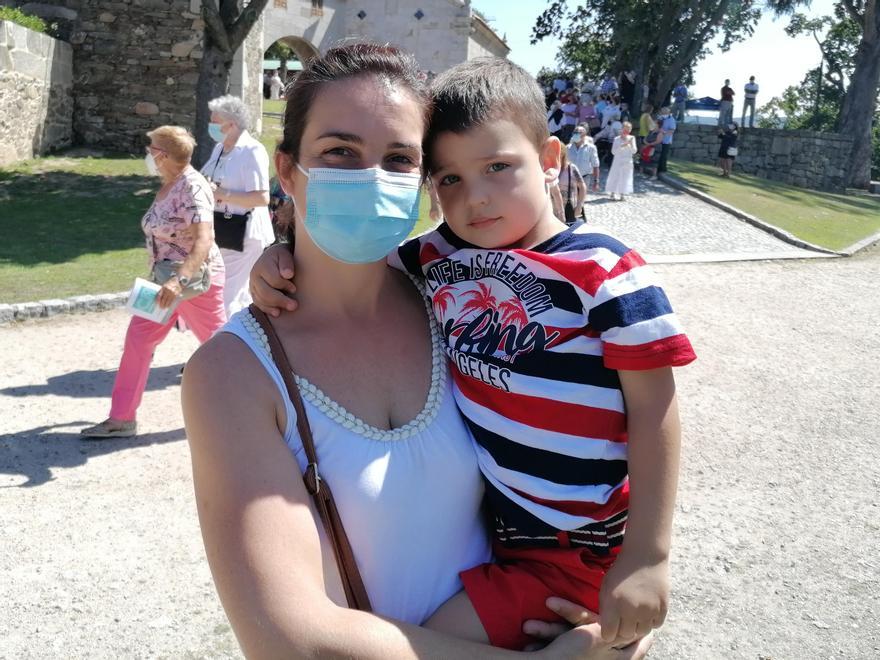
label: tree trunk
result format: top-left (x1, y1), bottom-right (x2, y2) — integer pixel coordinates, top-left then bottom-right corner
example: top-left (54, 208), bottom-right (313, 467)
top-left (194, 38), bottom-right (234, 168)
top-left (838, 36), bottom-right (880, 188)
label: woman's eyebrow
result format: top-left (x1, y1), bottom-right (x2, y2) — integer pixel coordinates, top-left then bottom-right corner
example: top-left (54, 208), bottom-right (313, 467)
top-left (388, 142), bottom-right (421, 151)
top-left (316, 131), bottom-right (362, 143)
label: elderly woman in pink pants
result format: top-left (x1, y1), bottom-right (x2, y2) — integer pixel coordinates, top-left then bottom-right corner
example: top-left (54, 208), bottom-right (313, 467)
top-left (81, 126), bottom-right (226, 438)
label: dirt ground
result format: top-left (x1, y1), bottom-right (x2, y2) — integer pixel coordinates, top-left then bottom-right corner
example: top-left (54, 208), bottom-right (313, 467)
top-left (1, 245), bottom-right (878, 659)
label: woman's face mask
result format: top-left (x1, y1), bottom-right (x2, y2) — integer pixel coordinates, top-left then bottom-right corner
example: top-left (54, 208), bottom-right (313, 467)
top-left (291, 164), bottom-right (421, 264)
top-left (144, 151), bottom-right (160, 176)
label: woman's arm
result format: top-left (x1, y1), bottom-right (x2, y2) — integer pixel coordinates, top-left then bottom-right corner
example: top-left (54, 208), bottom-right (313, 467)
top-left (179, 221), bottom-right (212, 281)
top-left (215, 146), bottom-right (271, 208)
top-left (155, 218), bottom-right (214, 308)
top-left (215, 188), bottom-right (271, 208)
top-left (183, 337), bottom-right (550, 660)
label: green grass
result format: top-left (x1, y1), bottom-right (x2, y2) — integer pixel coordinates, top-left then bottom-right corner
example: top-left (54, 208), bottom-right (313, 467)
top-left (0, 151), bottom-right (155, 303)
top-left (263, 99), bottom-right (286, 115)
top-left (668, 160), bottom-right (880, 251)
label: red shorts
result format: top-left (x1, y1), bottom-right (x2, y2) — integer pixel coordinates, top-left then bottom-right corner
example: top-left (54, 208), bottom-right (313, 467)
top-left (460, 543), bottom-right (617, 650)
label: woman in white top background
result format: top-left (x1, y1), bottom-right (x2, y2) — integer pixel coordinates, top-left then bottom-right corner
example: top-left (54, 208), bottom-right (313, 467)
top-left (605, 121), bottom-right (637, 201)
top-left (183, 44), bottom-right (650, 660)
top-left (202, 95), bottom-right (275, 316)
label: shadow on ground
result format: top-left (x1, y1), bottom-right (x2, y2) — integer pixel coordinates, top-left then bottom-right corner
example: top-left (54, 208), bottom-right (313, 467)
top-left (0, 363), bottom-right (184, 399)
top-left (0, 169), bottom-right (154, 267)
top-left (0, 424), bottom-right (186, 488)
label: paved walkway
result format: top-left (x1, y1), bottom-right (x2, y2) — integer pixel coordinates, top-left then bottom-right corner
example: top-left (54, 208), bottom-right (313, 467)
top-left (584, 171), bottom-right (822, 260)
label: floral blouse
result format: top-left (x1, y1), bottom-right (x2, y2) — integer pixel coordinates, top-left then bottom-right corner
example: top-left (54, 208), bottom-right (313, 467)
top-left (141, 167), bottom-right (224, 278)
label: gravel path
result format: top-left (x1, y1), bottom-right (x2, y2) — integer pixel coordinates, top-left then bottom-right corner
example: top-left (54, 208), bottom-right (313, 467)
top-left (585, 172), bottom-right (819, 259)
top-left (1, 243), bottom-right (877, 659)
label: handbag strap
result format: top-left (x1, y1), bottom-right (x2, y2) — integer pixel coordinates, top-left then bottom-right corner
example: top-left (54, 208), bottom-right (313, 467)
top-left (248, 305), bottom-right (373, 612)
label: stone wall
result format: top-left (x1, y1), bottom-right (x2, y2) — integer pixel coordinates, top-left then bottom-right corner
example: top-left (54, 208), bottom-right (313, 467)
top-left (0, 21), bottom-right (73, 165)
top-left (670, 123), bottom-right (854, 192)
top-left (59, 0), bottom-right (204, 152)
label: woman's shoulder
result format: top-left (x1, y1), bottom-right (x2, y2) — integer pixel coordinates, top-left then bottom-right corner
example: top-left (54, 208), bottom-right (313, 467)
top-left (184, 322), bottom-right (280, 417)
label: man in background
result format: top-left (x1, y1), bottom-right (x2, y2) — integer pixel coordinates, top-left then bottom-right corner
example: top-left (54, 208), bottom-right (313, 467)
top-left (742, 76), bottom-right (759, 128)
top-left (672, 82), bottom-right (688, 121)
top-left (719, 79), bottom-right (735, 126)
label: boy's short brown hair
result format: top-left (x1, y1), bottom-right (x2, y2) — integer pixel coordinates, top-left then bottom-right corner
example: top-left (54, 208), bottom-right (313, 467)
top-left (424, 57), bottom-right (549, 173)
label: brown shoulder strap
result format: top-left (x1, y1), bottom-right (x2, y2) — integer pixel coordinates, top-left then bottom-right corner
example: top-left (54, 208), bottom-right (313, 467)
top-left (248, 305), bottom-right (372, 612)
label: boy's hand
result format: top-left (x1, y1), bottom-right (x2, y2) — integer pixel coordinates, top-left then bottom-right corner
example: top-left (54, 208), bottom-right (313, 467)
top-left (599, 553), bottom-right (669, 646)
top-left (248, 244), bottom-right (298, 317)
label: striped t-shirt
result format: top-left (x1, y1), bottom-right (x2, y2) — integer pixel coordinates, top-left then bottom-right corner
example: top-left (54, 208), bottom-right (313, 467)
top-left (391, 221), bottom-right (696, 556)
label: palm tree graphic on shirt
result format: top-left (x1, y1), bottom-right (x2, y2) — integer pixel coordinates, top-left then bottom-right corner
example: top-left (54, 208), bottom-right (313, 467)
top-left (432, 284), bottom-right (458, 323)
top-left (459, 282), bottom-right (499, 321)
top-left (498, 297), bottom-right (529, 329)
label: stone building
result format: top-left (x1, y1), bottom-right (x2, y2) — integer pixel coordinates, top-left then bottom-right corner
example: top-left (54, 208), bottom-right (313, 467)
top-left (1, 0), bottom-right (507, 158)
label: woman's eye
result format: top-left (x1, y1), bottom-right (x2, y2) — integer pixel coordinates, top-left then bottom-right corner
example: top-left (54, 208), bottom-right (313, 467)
top-left (488, 162), bottom-right (509, 173)
top-left (324, 147), bottom-right (353, 157)
top-left (388, 154), bottom-right (414, 165)
top-left (438, 174), bottom-right (459, 186)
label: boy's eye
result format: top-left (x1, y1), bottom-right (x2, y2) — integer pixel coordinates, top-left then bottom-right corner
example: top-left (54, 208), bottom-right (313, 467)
top-left (438, 174), bottom-right (460, 186)
top-left (488, 162), bottom-right (509, 173)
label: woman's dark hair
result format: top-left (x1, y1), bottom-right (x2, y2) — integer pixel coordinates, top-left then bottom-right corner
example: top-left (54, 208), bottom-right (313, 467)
top-left (276, 43), bottom-right (431, 163)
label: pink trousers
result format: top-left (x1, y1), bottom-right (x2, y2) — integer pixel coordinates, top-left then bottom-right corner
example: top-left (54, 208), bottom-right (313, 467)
top-left (109, 283), bottom-right (227, 421)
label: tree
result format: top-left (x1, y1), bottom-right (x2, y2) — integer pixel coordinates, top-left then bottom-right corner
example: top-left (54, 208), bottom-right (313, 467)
top-left (835, 0), bottom-right (880, 187)
top-left (762, 4), bottom-right (879, 185)
top-left (760, 7), bottom-right (880, 181)
top-left (532, 0), bottom-right (805, 121)
top-left (194, 0), bottom-right (270, 166)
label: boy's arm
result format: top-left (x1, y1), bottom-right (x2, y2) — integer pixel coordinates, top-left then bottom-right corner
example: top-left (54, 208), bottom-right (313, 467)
top-left (598, 367), bottom-right (681, 644)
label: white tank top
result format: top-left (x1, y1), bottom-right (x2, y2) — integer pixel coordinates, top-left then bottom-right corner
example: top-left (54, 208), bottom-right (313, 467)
top-left (222, 298), bottom-right (491, 625)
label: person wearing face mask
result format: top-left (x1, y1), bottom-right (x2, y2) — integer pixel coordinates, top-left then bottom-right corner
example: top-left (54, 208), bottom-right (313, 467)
top-left (201, 95), bottom-right (273, 317)
top-left (568, 126), bottom-right (600, 194)
top-left (183, 45), bottom-right (656, 660)
top-left (80, 126), bottom-right (226, 438)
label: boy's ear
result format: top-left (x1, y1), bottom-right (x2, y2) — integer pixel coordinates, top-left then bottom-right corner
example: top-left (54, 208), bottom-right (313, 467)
top-left (540, 136), bottom-right (562, 184)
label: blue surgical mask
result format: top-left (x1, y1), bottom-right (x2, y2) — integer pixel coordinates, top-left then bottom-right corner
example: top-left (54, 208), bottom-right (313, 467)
top-left (208, 122), bottom-right (225, 142)
top-left (294, 164), bottom-right (421, 264)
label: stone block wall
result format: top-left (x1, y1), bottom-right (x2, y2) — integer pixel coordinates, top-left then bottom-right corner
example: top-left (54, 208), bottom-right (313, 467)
top-left (670, 124), bottom-right (854, 192)
top-left (0, 21), bottom-right (73, 165)
top-left (58, 0), bottom-right (204, 153)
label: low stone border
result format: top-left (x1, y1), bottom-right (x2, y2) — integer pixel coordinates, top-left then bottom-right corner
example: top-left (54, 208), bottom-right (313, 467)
top-left (0, 292), bottom-right (128, 325)
top-left (658, 173), bottom-right (845, 256)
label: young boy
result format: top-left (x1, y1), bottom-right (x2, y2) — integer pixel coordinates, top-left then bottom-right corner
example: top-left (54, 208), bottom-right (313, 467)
top-left (252, 57), bottom-right (695, 650)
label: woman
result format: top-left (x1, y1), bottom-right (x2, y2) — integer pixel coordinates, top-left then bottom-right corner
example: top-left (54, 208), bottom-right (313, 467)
top-left (183, 44), bottom-right (651, 659)
top-left (718, 122), bottom-right (739, 178)
top-left (605, 121), bottom-right (637, 201)
top-left (81, 126), bottom-right (226, 438)
top-left (202, 95), bottom-right (274, 317)
top-left (558, 144), bottom-right (587, 224)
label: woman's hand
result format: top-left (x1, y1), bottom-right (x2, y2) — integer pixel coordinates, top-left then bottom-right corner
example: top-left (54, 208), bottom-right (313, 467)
top-left (156, 278), bottom-right (182, 309)
top-left (249, 243), bottom-right (298, 316)
top-left (524, 598), bottom-right (653, 659)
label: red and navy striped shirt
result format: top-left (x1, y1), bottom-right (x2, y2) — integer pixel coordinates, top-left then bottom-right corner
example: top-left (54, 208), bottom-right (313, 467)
top-left (391, 221), bottom-right (696, 553)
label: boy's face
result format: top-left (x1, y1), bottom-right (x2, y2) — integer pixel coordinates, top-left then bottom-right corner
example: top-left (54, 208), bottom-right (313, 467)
top-left (429, 118), bottom-right (562, 250)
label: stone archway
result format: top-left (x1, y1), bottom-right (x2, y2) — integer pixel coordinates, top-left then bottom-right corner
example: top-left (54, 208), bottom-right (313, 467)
top-left (275, 36), bottom-right (319, 64)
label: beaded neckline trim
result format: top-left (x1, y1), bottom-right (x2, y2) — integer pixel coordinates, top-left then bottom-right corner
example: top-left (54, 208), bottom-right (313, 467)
top-left (241, 276), bottom-right (446, 442)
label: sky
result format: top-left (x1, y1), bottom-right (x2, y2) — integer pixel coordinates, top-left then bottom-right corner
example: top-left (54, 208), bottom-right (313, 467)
top-left (470, 0), bottom-right (838, 103)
